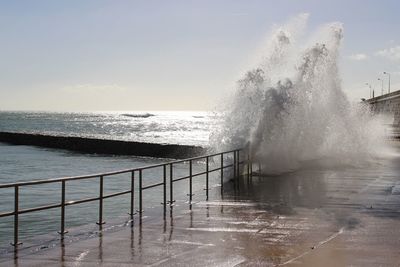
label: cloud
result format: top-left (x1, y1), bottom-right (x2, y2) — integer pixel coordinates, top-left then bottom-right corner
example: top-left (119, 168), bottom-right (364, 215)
top-left (375, 45), bottom-right (400, 60)
top-left (349, 53), bottom-right (368, 61)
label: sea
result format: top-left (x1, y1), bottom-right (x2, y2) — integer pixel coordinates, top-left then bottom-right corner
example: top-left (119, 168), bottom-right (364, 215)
top-left (0, 111), bottom-right (213, 146)
top-left (0, 111), bottom-right (221, 248)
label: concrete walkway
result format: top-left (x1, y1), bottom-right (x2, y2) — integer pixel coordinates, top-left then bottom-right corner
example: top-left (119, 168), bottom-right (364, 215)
top-left (2, 151), bottom-right (400, 266)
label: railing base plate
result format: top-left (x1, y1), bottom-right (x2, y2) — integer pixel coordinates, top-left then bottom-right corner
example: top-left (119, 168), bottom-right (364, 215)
top-left (57, 230), bottom-right (69, 235)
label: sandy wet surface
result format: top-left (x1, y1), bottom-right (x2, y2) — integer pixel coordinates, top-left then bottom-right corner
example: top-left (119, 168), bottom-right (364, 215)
top-left (1, 151), bottom-right (400, 266)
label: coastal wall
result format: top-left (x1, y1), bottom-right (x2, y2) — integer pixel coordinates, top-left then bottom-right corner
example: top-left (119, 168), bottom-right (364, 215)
top-left (0, 132), bottom-right (206, 159)
top-left (366, 90), bottom-right (400, 124)
top-left (366, 89), bottom-right (400, 137)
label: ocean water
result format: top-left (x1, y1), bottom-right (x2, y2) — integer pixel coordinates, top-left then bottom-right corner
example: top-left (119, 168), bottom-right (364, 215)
top-left (0, 111), bottom-right (223, 248)
top-left (0, 111), bottom-right (213, 146)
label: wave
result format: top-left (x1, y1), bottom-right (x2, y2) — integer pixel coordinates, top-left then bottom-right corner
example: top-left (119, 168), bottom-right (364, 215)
top-left (211, 14), bottom-right (387, 173)
top-left (121, 113), bottom-right (155, 118)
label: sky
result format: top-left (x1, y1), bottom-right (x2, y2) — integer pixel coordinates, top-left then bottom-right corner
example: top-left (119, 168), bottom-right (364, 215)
top-left (0, 0), bottom-right (400, 111)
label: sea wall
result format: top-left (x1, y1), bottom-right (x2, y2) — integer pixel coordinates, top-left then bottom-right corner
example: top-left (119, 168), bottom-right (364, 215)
top-left (366, 90), bottom-right (400, 137)
top-left (366, 90), bottom-right (400, 125)
top-left (0, 132), bottom-right (206, 159)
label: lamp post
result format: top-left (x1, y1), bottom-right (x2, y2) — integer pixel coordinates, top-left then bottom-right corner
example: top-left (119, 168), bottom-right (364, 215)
top-left (365, 82), bottom-right (372, 98)
top-left (378, 78), bottom-right (384, 95)
top-left (383, 71), bottom-right (391, 93)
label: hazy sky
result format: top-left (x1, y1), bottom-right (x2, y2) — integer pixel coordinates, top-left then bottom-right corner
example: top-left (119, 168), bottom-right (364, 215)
top-left (1, 0), bottom-right (399, 111)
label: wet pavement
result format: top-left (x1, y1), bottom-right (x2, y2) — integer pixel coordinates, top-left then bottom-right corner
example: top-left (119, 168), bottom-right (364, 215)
top-left (1, 150), bottom-right (400, 266)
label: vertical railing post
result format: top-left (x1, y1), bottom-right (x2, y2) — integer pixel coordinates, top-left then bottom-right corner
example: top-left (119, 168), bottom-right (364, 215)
top-left (237, 150), bottom-right (240, 177)
top-left (163, 165), bottom-right (167, 215)
top-left (96, 176), bottom-right (105, 225)
top-left (189, 160), bottom-right (193, 204)
top-left (129, 171), bottom-right (135, 216)
top-left (139, 170), bottom-right (143, 214)
top-left (233, 151), bottom-right (237, 179)
top-left (220, 153), bottom-right (224, 194)
top-left (169, 163), bottom-right (174, 206)
top-left (205, 156), bottom-right (209, 200)
top-left (11, 185), bottom-right (21, 246)
top-left (247, 151), bottom-right (250, 177)
top-left (58, 180), bottom-right (67, 234)
top-left (235, 150), bottom-right (239, 190)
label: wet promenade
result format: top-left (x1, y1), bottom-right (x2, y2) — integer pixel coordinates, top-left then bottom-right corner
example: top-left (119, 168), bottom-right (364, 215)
top-left (1, 148), bottom-right (400, 266)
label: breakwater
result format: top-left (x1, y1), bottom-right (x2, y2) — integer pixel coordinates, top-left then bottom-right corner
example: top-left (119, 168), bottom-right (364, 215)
top-left (0, 132), bottom-right (206, 159)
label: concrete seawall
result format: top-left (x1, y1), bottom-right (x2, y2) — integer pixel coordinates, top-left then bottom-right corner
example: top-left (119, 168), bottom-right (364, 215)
top-left (366, 89), bottom-right (400, 124)
top-left (366, 89), bottom-right (400, 137)
top-left (0, 132), bottom-right (206, 159)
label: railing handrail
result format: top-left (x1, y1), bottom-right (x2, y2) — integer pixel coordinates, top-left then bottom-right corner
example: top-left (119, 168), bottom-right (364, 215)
top-left (0, 148), bottom-right (241, 189)
top-left (0, 147), bottom-right (250, 247)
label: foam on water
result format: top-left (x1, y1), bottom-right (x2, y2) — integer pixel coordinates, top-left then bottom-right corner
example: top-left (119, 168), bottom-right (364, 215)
top-left (211, 14), bottom-right (388, 173)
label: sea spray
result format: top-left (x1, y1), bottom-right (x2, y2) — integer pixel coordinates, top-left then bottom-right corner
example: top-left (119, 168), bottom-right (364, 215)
top-left (210, 15), bottom-right (387, 173)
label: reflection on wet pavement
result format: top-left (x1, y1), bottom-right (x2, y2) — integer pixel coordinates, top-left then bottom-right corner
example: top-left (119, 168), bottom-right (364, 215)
top-left (2, 154), bottom-right (400, 266)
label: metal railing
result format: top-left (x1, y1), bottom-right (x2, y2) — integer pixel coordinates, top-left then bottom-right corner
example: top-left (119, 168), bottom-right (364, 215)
top-left (0, 148), bottom-right (249, 247)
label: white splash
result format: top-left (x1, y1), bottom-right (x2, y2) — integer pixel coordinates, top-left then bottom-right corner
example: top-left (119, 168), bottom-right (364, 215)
top-left (211, 14), bottom-right (387, 173)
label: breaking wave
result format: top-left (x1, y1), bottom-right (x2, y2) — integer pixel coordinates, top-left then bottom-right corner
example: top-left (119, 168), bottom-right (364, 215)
top-left (211, 14), bottom-right (387, 173)
top-left (121, 113), bottom-right (155, 118)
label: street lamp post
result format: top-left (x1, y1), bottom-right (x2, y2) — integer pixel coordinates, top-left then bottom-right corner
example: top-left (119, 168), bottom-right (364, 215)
top-left (383, 71), bottom-right (391, 93)
top-left (378, 78), bottom-right (384, 95)
top-left (365, 83), bottom-right (372, 98)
